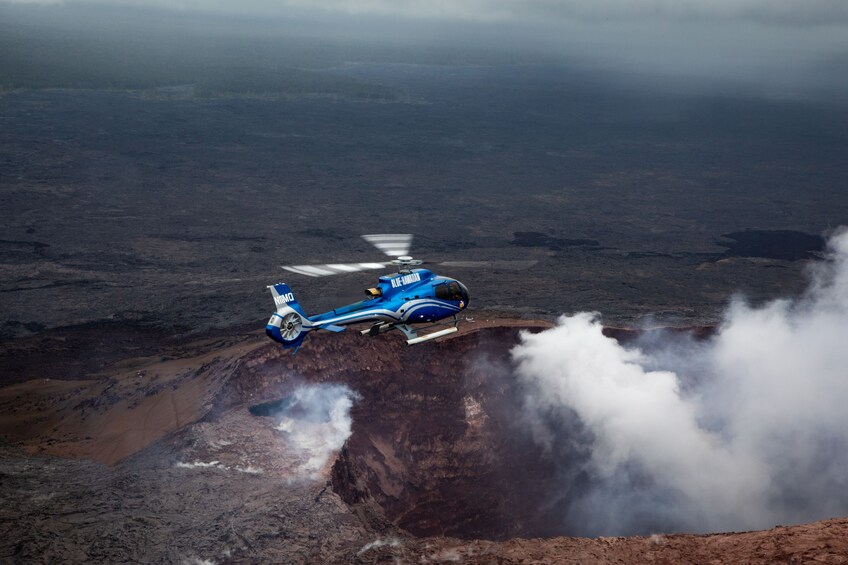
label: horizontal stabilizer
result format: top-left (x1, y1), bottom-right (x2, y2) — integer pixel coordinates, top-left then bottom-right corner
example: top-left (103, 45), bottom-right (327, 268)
top-left (318, 323), bottom-right (346, 333)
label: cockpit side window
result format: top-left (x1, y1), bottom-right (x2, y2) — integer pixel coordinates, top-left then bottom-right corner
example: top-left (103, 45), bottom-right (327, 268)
top-left (435, 283), bottom-right (451, 300)
top-left (448, 282), bottom-right (463, 300)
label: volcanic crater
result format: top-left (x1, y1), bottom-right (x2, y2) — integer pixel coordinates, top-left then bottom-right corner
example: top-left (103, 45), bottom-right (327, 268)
top-left (3, 323), bottom-right (848, 563)
top-left (240, 323), bottom-right (573, 540)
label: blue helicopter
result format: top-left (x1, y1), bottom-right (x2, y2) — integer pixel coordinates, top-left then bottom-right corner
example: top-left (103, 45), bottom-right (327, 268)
top-left (266, 234), bottom-right (534, 351)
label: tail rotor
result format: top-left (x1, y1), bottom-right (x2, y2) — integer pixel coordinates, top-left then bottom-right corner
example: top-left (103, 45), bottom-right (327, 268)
top-left (277, 311), bottom-right (303, 341)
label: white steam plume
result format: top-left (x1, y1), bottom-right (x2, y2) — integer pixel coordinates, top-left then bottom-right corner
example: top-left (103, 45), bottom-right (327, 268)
top-left (274, 383), bottom-right (358, 477)
top-left (513, 228), bottom-right (848, 535)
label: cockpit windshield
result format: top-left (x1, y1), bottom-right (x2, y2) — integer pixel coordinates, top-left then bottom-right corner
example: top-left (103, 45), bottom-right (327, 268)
top-left (458, 281), bottom-right (470, 304)
top-left (435, 281), bottom-right (470, 304)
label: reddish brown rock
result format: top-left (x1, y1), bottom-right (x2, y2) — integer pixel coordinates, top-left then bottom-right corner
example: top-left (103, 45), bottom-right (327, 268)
top-left (1, 320), bottom-right (847, 563)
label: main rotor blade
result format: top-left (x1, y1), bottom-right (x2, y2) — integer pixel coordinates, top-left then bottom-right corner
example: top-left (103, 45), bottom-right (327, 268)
top-left (282, 262), bottom-right (388, 277)
top-left (437, 260), bottom-right (538, 270)
top-left (362, 234), bottom-right (413, 258)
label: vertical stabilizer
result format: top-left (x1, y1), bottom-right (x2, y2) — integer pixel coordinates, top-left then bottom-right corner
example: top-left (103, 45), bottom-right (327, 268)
top-left (269, 283), bottom-right (306, 316)
top-left (267, 283), bottom-right (311, 350)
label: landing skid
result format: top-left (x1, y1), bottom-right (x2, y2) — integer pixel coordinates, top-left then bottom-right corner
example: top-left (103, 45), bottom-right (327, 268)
top-left (360, 315), bottom-right (459, 345)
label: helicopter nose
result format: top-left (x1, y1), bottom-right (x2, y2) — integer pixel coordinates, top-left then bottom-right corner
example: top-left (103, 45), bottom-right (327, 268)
top-left (458, 282), bottom-right (470, 307)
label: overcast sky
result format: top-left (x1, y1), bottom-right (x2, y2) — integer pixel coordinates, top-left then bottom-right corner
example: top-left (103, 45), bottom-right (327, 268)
top-left (5, 0), bottom-right (848, 97)
top-left (7, 0), bottom-right (848, 26)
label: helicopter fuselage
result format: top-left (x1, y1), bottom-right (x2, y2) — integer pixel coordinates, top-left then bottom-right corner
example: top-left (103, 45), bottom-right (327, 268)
top-left (266, 268), bottom-right (470, 350)
top-left (312, 269), bottom-right (469, 326)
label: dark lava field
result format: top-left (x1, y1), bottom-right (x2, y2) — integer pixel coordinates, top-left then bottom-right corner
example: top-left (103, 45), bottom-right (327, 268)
top-left (3, 62), bottom-right (848, 340)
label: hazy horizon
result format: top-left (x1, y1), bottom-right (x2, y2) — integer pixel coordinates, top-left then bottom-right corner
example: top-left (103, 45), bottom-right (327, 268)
top-left (3, 1), bottom-right (848, 101)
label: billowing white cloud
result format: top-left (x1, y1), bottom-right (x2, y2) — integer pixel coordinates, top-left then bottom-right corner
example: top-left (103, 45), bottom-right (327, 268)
top-left (514, 229), bottom-right (848, 535)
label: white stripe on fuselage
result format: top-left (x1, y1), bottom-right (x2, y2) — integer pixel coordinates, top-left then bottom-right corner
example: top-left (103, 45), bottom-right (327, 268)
top-left (307, 299), bottom-right (460, 328)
